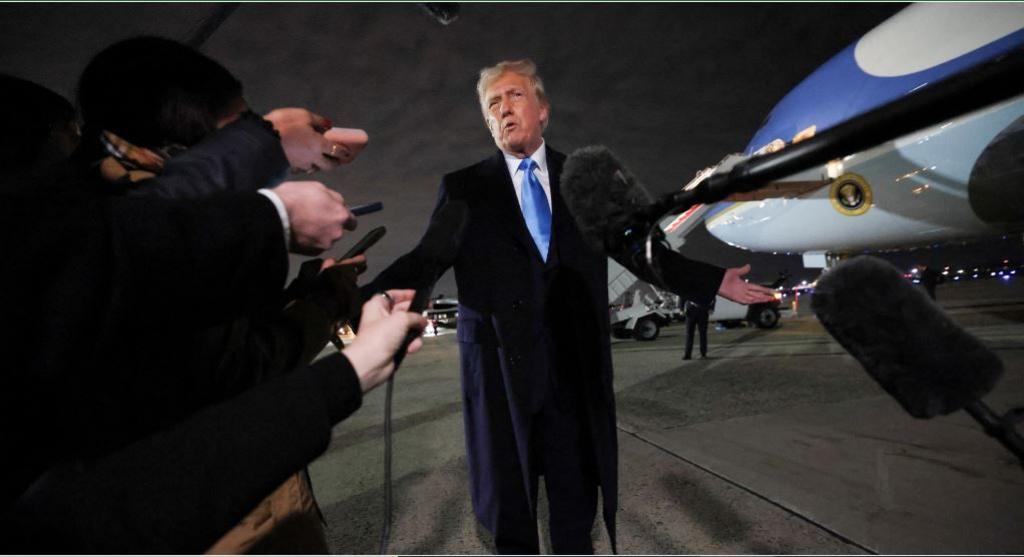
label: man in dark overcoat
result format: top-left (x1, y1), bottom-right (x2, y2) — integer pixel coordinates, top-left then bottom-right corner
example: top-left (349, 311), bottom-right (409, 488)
top-left (371, 59), bottom-right (771, 554)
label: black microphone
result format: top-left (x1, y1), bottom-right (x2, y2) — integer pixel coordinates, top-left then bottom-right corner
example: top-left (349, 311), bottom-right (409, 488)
top-left (561, 146), bottom-right (654, 255)
top-left (561, 146), bottom-right (722, 304)
top-left (377, 199), bottom-right (468, 555)
top-left (811, 256), bottom-right (1023, 462)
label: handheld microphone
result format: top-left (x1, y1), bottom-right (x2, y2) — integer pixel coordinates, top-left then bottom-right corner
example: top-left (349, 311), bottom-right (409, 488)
top-left (561, 146), bottom-right (654, 254)
top-left (378, 200), bottom-right (468, 555)
top-left (811, 256), bottom-right (1023, 462)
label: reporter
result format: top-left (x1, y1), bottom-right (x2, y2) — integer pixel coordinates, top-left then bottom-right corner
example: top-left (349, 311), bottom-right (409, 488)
top-left (0, 75), bottom-right (389, 553)
top-left (76, 35), bottom-right (358, 255)
top-left (0, 74), bottom-right (79, 175)
top-left (0, 186), bottom-right (294, 511)
top-left (73, 37), bottom-right (378, 552)
top-left (2, 291), bottom-right (427, 554)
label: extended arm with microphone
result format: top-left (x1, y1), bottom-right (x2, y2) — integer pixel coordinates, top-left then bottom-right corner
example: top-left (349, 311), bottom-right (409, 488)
top-left (375, 200), bottom-right (469, 554)
top-left (389, 200), bottom-right (469, 367)
top-left (563, 47), bottom-right (1024, 287)
top-left (562, 48), bottom-right (1024, 307)
top-left (811, 256), bottom-right (1024, 465)
top-left (650, 46), bottom-right (1024, 221)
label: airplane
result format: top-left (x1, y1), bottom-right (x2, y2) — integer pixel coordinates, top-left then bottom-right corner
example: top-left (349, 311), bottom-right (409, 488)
top-left (663, 3), bottom-right (1024, 269)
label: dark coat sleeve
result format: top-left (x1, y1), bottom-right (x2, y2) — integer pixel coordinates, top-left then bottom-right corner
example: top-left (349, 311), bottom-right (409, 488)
top-left (1, 353), bottom-right (363, 554)
top-left (126, 111), bottom-right (290, 198)
top-left (358, 181), bottom-right (453, 301)
top-left (119, 111), bottom-right (343, 398)
top-left (655, 249), bottom-right (726, 307)
top-left (0, 188), bottom-right (290, 507)
top-left (102, 192), bottom-right (289, 326)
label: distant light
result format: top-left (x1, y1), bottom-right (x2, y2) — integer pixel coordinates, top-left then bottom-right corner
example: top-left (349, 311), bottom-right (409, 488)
top-left (954, 276), bottom-right (961, 281)
top-left (1013, 270), bottom-right (1018, 275)
top-left (942, 270), bottom-right (949, 276)
top-left (957, 269), bottom-right (965, 274)
top-left (912, 279), bottom-right (920, 284)
top-left (1002, 275), bottom-right (1011, 281)
top-left (910, 268), bottom-right (919, 274)
top-left (991, 271), bottom-right (997, 277)
top-left (973, 274), bottom-right (979, 279)
top-left (801, 280), bottom-right (808, 285)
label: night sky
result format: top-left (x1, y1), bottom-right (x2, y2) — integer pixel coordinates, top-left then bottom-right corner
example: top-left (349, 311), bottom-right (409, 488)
top-left (7, 3), bottom-right (1015, 295)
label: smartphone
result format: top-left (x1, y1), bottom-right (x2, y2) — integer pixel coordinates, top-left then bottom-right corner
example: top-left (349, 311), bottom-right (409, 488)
top-left (351, 201), bottom-right (383, 216)
top-left (340, 226), bottom-right (387, 260)
top-left (323, 127), bottom-right (369, 163)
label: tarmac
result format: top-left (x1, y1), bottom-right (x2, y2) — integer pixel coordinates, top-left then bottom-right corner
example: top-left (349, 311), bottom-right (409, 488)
top-left (308, 278), bottom-right (1024, 554)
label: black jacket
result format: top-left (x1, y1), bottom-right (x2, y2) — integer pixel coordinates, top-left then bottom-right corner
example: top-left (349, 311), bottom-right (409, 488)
top-left (0, 116), bottom-right (357, 551)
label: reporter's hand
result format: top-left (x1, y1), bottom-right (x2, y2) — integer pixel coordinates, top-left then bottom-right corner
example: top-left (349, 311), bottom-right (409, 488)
top-left (321, 255), bottom-right (368, 275)
top-left (273, 181), bottom-right (357, 255)
top-left (717, 264), bottom-right (777, 304)
top-left (264, 108), bottom-right (342, 174)
top-left (343, 290), bottom-right (428, 393)
top-left (322, 127), bottom-right (369, 165)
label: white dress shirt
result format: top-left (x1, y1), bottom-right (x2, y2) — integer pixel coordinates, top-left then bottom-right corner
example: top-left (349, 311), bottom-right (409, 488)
top-left (502, 141), bottom-right (552, 212)
top-left (257, 188), bottom-right (290, 242)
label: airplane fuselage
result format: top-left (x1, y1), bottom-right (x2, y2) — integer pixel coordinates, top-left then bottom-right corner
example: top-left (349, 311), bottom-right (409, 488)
top-left (702, 4), bottom-right (1024, 261)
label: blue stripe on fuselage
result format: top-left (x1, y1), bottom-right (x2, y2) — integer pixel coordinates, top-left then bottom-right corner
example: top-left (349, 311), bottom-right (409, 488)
top-left (745, 29), bottom-right (1024, 155)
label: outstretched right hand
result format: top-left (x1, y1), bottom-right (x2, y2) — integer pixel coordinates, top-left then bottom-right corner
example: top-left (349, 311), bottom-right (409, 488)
top-left (342, 290), bottom-right (428, 393)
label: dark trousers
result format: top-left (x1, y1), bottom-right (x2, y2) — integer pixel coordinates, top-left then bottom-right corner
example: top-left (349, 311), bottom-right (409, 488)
top-left (478, 390), bottom-right (598, 555)
top-left (685, 312), bottom-right (709, 358)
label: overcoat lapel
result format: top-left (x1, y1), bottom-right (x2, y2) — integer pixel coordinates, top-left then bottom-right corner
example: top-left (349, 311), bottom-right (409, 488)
top-left (480, 152), bottom-right (537, 257)
top-left (546, 147), bottom-right (572, 260)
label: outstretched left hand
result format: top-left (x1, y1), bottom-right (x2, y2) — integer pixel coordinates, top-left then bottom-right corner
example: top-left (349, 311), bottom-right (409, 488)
top-left (717, 264), bottom-right (777, 304)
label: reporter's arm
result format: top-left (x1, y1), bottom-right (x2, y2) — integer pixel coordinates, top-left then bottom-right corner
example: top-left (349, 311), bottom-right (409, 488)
top-left (130, 112), bottom-right (289, 199)
top-left (1, 352), bottom-right (362, 553)
top-left (108, 191), bottom-right (288, 324)
top-left (1, 291), bottom-right (425, 553)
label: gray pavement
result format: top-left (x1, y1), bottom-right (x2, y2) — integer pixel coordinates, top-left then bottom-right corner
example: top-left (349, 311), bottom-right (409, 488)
top-left (309, 278), bottom-right (1024, 554)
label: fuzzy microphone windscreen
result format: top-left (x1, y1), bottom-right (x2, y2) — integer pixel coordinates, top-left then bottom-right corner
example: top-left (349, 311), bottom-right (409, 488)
top-left (811, 255), bottom-right (1003, 418)
top-left (561, 146), bottom-right (654, 254)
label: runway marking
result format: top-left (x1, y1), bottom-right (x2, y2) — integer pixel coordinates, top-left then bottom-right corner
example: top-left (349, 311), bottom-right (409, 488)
top-left (618, 427), bottom-right (879, 555)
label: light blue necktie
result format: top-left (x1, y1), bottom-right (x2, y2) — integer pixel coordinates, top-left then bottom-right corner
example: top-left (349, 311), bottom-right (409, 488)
top-left (518, 158), bottom-right (551, 261)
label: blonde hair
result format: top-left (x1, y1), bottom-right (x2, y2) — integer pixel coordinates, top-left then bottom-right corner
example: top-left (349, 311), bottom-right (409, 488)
top-left (476, 59), bottom-right (549, 130)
